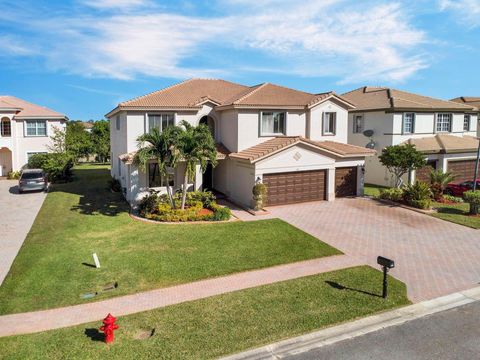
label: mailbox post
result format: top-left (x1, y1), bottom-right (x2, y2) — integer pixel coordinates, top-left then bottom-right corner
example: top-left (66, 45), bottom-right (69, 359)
top-left (377, 256), bottom-right (395, 299)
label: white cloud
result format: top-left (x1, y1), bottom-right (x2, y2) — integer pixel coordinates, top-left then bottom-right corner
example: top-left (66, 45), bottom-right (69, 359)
top-left (0, 35), bottom-right (35, 56)
top-left (1, 0), bottom-right (428, 84)
top-left (81, 0), bottom-right (151, 10)
top-left (439, 0), bottom-right (480, 27)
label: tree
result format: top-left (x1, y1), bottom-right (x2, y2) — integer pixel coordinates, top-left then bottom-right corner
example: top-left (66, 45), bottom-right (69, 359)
top-left (133, 127), bottom-right (181, 208)
top-left (379, 144), bottom-right (426, 188)
top-left (90, 120), bottom-right (110, 163)
top-left (429, 169), bottom-right (455, 201)
top-left (48, 125), bottom-right (66, 153)
top-left (177, 121), bottom-right (217, 210)
top-left (65, 121), bottom-right (92, 162)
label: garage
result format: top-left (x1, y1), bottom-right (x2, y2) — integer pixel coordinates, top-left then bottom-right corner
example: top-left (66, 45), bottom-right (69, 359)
top-left (416, 160), bottom-right (437, 183)
top-left (447, 160), bottom-right (480, 182)
top-left (335, 166), bottom-right (357, 197)
top-left (263, 170), bottom-right (327, 206)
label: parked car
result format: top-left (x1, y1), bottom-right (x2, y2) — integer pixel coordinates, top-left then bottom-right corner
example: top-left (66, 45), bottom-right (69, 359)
top-left (444, 180), bottom-right (480, 197)
top-left (18, 169), bottom-right (48, 193)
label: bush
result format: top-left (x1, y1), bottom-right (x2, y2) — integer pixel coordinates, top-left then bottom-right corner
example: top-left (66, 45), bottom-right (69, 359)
top-left (252, 183), bottom-right (268, 210)
top-left (403, 182), bottom-right (433, 209)
top-left (27, 153), bottom-right (73, 182)
top-left (442, 195), bottom-right (464, 203)
top-left (7, 171), bottom-right (21, 180)
top-left (209, 204), bottom-right (232, 221)
top-left (429, 170), bottom-right (455, 201)
top-left (379, 187), bottom-right (404, 202)
top-left (464, 190), bottom-right (480, 215)
top-left (108, 177), bottom-right (122, 192)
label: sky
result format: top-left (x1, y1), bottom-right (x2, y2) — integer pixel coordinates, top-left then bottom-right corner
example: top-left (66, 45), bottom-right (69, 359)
top-left (0, 0), bottom-right (479, 120)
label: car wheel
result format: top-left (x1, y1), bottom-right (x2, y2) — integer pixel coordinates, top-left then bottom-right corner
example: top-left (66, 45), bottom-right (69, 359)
top-left (18, 189), bottom-right (23, 194)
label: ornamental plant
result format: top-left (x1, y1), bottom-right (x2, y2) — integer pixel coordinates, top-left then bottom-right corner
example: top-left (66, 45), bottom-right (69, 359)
top-left (379, 144), bottom-right (426, 188)
top-left (403, 181), bottom-right (433, 209)
top-left (463, 190), bottom-right (480, 215)
top-left (429, 170), bottom-right (455, 201)
top-left (252, 183), bottom-right (268, 211)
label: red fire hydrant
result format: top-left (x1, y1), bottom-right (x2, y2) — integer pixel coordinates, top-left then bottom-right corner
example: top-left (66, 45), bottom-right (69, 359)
top-left (99, 313), bottom-right (119, 344)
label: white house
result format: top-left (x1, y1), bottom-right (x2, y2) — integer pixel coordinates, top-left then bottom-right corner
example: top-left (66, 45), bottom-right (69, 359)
top-left (0, 96), bottom-right (67, 176)
top-left (342, 87), bottom-right (479, 186)
top-left (451, 97), bottom-right (480, 137)
top-left (106, 79), bottom-right (374, 208)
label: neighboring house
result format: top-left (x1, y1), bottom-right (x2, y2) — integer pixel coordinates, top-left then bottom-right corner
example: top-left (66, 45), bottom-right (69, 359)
top-left (107, 79), bottom-right (374, 207)
top-left (0, 96), bottom-right (67, 176)
top-left (342, 87), bottom-right (479, 186)
top-left (80, 121), bottom-right (94, 133)
top-left (450, 97), bottom-right (480, 137)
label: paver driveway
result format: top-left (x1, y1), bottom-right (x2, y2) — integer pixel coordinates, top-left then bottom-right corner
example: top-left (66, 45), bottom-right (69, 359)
top-left (268, 198), bottom-right (480, 302)
top-left (0, 180), bottom-right (46, 285)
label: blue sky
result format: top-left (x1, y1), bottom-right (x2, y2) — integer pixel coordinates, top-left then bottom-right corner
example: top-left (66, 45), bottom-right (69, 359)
top-left (1, 0), bottom-right (479, 120)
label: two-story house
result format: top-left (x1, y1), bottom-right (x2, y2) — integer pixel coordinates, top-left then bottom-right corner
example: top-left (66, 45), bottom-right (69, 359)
top-left (451, 97), bottom-right (480, 137)
top-left (0, 96), bottom-right (67, 176)
top-left (107, 79), bottom-right (374, 208)
top-left (343, 87), bottom-right (479, 186)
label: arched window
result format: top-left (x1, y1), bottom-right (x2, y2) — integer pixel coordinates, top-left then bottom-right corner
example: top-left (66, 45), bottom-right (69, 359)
top-left (1, 117), bottom-right (11, 137)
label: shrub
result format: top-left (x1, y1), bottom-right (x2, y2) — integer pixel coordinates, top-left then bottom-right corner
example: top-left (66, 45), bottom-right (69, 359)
top-left (379, 187), bottom-right (404, 202)
top-left (138, 190), bottom-right (161, 216)
top-left (429, 170), bottom-right (455, 201)
top-left (108, 177), bottom-right (122, 192)
top-left (28, 153), bottom-right (73, 182)
top-left (252, 183), bottom-right (268, 210)
top-left (403, 182), bottom-right (433, 209)
top-left (464, 190), bottom-right (480, 215)
top-left (442, 195), bottom-right (464, 203)
top-left (209, 204), bottom-right (232, 221)
top-left (7, 171), bottom-right (21, 180)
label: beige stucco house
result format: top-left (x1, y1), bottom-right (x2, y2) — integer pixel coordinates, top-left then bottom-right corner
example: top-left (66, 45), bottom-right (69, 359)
top-left (0, 96), bottom-right (67, 176)
top-left (107, 79), bottom-right (374, 208)
top-left (343, 87), bottom-right (479, 186)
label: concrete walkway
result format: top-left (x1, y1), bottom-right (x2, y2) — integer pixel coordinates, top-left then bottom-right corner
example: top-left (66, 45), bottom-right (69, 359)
top-left (0, 180), bottom-right (47, 285)
top-left (0, 254), bottom-right (361, 337)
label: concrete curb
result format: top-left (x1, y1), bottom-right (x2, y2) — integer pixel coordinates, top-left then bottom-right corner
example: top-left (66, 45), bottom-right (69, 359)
top-left (221, 286), bottom-right (480, 360)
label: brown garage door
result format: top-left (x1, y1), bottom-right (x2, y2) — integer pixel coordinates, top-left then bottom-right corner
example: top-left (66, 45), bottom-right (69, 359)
top-left (448, 160), bottom-right (480, 182)
top-left (335, 167), bottom-right (357, 197)
top-left (263, 170), bottom-right (326, 206)
top-left (416, 160), bottom-right (437, 184)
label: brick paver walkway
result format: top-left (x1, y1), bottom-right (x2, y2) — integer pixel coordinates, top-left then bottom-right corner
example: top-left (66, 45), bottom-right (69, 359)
top-left (0, 255), bottom-right (360, 337)
top-left (268, 198), bottom-right (480, 303)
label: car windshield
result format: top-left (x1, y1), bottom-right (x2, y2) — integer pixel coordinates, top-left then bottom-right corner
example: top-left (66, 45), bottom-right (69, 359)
top-left (21, 172), bottom-right (44, 180)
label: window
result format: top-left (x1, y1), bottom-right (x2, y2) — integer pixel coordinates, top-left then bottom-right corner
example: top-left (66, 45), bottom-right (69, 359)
top-left (464, 114), bottom-right (471, 131)
top-left (116, 115), bottom-right (120, 131)
top-left (403, 113), bottom-right (415, 134)
top-left (148, 114), bottom-right (174, 132)
top-left (148, 163), bottom-right (175, 187)
top-left (1, 117), bottom-right (11, 137)
top-left (26, 152), bottom-right (47, 160)
top-left (260, 111), bottom-right (285, 135)
top-left (353, 115), bottom-right (364, 134)
top-left (436, 113), bottom-right (452, 132)
top-left (25, 120), bottom-right (47, 136)
top-left (323, 112), bottom-right (336, 135)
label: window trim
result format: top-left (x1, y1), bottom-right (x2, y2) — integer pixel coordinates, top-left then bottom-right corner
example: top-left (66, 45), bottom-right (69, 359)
top-left (115, 115), bottom-right (120, 131)
top-left (147, 113), bottom-right (176, 133)
top-left (148, 162), bottom-right (175, 188)
top-left (402, 112), bottom-right (415, 134)
top-left (259, 111), bottom-right (287, 137)
top-left (24, 119), bottom-right (47, 137)
top-left (352, 114), bottom-right (364, 134)
top-left (463, 114), bottom-right (471, 132)
top-left (322, 112), bottom-right (337, 136)
top-left (26, 151), bottom-right (48, 162)
top-left (435, 113), bottom-right (452, 133)
top-left (1, 117), bottom-right (11, 137)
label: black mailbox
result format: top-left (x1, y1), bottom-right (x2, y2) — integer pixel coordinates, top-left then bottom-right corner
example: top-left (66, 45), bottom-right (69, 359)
top-left (377, 256), bottom-right (395, 269)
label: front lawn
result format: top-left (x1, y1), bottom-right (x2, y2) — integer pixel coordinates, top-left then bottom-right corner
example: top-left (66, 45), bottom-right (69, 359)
top-left (363, 183), bottom-right (388, 198)
top-left (0, 266), bottom-right (410, 360)
top-left (431, 202), bottom-right (480, 229)
top-left (0, 165), bottom-right (340, 314)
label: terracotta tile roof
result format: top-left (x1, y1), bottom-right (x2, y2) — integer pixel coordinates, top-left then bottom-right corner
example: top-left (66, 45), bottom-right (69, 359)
top-left (405, 134), bottom-right (480, 154)
top-left (450, 96), bottom-right (480, 110)
top-left (342, 87), bottom-right (476, 112)
top-left (119, 143), bottom-right (231, 164)
top-left (0, 95), bottom-right (66, 118)
top-left (229, 137), bottom-right (375, 163)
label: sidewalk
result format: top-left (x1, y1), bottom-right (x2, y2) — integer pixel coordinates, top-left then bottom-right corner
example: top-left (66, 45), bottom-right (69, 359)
top-left (0, 254), bottom-right (361, 337)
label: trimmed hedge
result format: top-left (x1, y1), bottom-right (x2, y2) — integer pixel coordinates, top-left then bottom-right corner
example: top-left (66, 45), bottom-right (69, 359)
top-left (464, 190), bottom-right (480, 215)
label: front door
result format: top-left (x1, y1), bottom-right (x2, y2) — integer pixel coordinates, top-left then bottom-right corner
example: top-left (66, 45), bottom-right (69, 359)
top-left (202, 163), bottom-right (213, 191)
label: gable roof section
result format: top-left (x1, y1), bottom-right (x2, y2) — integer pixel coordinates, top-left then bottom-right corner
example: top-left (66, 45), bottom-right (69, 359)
top-left (450, 96), bottom-right (480, 110)
top-left (229, 136), bottom-right (375, 163)
top-left (342, 87), bottom-right (476, 112)
top-left (0, 96), bottom-right (66, 119)
top-left (405, 134), bottom-right (479, 154)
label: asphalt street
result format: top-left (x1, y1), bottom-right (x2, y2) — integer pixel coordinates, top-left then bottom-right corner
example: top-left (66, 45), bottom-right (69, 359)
top-left (286, 301), bottom-right (480, 360)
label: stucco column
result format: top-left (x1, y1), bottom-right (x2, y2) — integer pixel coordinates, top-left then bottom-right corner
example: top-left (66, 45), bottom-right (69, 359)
top-left (195, 164), bottom-right (202, 191)
top-left (327, 167), bottom-right (335, 202)
top-left (357, 165), bottom-right (365, 196)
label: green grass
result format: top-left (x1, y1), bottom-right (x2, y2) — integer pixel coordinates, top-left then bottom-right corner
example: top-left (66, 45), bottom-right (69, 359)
top-left (431, 202), bottom-right (480, 229)
top-left (0, 266), bottom-right (410, 360)
top-left (0, 164), bottom-right (340, 314)
top-left (363, 183), bottom-right (388, 198)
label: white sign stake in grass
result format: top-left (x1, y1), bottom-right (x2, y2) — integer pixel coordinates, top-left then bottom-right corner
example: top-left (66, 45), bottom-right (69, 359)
top-left (92, 253), bottom-right (101, 268)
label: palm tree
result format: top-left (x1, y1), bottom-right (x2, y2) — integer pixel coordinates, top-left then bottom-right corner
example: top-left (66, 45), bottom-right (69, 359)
top-left (430, 169), bottom-right (456, 200)
top-left (177, 121), bottom-right (217, 210)
top-left (133, 127), bottom-right (181, 208)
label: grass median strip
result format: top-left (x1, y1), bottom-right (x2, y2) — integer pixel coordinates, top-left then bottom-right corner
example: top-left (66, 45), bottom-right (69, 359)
top-left (0, 165), bottom-right (340, 314)
top-left (0, 266), bottom-right (410, 359)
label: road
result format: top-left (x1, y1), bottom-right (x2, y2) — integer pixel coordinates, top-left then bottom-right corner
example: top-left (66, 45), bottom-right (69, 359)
top-left (286, 301), bottom-right (480, 360)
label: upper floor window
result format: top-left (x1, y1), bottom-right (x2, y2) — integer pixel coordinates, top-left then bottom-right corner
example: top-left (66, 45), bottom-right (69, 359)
top-left (25, 120), bottom-right (47, 136)
top-left (148, 114), bottom-right (174, 133)
top-left (260, 111), bottom-right (285, 136)
top-left (323, 112), bottom-right (336, 136)
top-left (464, 114), bottom-right (471, 131)
top-left (403, 113), bottom-right (415, 134)
top-left (436, 113), bottom-right (452, 132)
top-left (115, 115), bottom-right (120, 130)
top-left (1, 117), bottom-right (11, 137)
top-left (353, 115), bottom-right (364, 134)
top-left (148, 163), bottom-right (175, 187)
top-left (27, 151), bottom-right (47, 160)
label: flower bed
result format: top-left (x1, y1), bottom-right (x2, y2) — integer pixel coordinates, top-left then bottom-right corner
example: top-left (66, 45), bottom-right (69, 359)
top-left (138, 190), bottom-right (231, 222)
